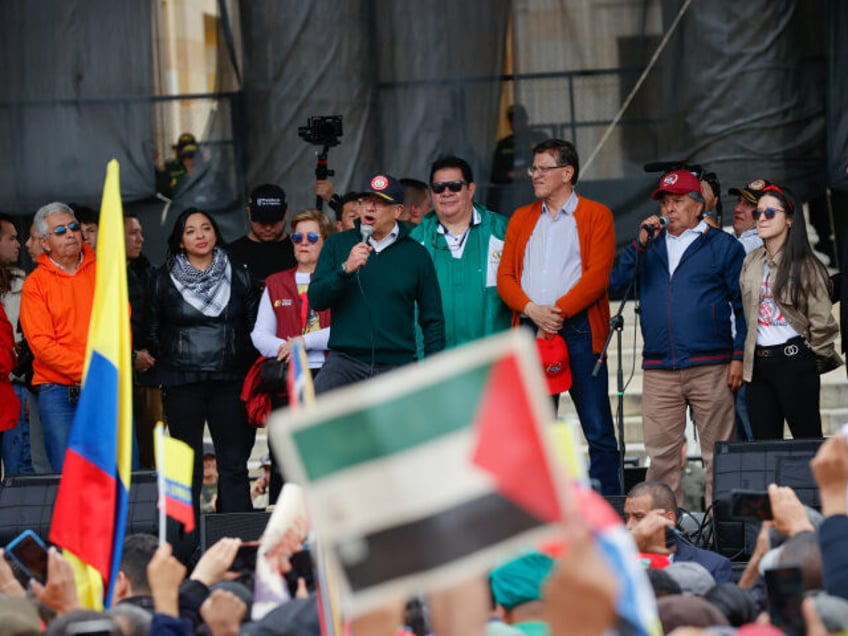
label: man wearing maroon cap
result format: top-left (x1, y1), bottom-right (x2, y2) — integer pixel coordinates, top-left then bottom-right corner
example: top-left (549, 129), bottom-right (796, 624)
top-left (610, 169), bottom-right (746, 507)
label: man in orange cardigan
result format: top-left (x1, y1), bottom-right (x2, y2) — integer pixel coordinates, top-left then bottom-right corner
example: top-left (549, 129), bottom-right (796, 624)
top-left (497, 139), bottom-right (620, 495)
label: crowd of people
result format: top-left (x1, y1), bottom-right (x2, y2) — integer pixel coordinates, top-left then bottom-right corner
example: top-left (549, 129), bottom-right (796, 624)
top-left (0, 126), bottom-right (846, 634)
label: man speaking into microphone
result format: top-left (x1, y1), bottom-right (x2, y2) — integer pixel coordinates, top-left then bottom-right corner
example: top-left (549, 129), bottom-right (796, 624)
top-left (610, 169), bottom-right (746, 507)
top-left (309, 172), bottom-right (445, 393)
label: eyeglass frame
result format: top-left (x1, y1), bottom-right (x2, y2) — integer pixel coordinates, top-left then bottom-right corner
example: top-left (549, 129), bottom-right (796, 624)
top-left (752, 207), bottom-right (784, 221)
top-left (430, 180), bottom-right (468, 194)
top-left (291, 231), bottom-right (321, 244)
top-left (526, 164), bottom-right (568, 177)
top-left (48, 222), bottom-right (82, 236)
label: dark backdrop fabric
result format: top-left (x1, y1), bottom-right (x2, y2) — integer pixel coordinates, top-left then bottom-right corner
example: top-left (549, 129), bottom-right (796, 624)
top-left (0, 0), bottom-right (843, 257)
top-left (655, 0), bottom-right (827, 203)
top-left (239, 0), bottom-right (510, 214)
top-left (0, 0), bottom-right (153, 214)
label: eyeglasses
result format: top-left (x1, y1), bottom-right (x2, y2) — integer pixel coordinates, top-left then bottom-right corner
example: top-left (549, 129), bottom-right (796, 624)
top-left (753, 207), bottom-right (784, 220)
top-left (292, 232), bottom-right (320, 244)
top-left (50, 222), bottom-right (81, 236)
top-left (527, 164), bottom-right (566, 177)
top-left (760, 184), bottom-right (795, 214)
top-left (358, 196), bottom-right (391, 207)
top-left (431, 180), bottom-right (467, 194)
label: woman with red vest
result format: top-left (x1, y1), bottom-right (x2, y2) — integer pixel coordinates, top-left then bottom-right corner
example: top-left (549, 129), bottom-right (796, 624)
top-left (251, 209), bottom-right (333, 500)
top-left (251, 209), bottom-right (333, 371)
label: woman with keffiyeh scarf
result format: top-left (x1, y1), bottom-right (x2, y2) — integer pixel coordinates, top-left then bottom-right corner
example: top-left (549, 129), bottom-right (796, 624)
top-left (148, 207), bottom-right (260, 542)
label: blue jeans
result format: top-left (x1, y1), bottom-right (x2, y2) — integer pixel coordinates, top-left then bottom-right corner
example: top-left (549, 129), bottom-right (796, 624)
top-left (734, 384), bottom-right (753, 441)
top-left (1, 383), bottom-right (34, 475)
top-left (552, 312), bottom-right (621, 495)
top-left (38, 383), bottom-right (79, 472)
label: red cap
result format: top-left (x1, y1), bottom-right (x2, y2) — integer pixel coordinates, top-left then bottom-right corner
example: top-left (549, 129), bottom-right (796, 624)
top-left (651, 169), bottom-right (701, 200)
top-left (536, 335), bottom-right (572, 395)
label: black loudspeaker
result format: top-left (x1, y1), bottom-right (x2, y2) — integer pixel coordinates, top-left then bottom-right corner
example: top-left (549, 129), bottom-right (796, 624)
top-left (604, 495), bottom-right (628, 522)
top-left (623, 466), bottom-right (648, 494)
top-left (0, 471), bottom-right (159, 546)
top-left (200, 512), bottom-right (271, 552)
top-left (712, 439), bottom-right (823, 561)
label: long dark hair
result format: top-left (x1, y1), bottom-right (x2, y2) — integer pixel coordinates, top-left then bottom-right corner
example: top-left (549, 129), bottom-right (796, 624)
top-left (763, 185), bottom-right (830, 308)
top-left (165, 207), bottom-right (226, 264)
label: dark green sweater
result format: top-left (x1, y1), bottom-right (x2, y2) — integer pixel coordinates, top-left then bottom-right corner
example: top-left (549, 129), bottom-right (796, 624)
top-left (308, 223), bottom-right (446, 365)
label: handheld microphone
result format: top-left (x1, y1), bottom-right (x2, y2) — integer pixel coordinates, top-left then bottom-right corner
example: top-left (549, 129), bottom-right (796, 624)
top-left (641, 215), bottom-right (669, 239)
top-left (360, 224), bottom-right (374, 244)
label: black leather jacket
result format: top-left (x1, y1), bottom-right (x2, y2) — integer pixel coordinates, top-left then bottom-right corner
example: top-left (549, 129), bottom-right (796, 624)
top-left (147, 258), bottom-right (259, 381)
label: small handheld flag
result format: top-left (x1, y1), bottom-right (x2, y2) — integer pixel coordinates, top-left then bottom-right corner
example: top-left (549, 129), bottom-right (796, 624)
top-left (154, 423), bottom-right (195, 538)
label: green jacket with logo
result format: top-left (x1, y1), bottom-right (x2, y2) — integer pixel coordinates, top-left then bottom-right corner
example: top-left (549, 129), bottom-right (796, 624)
top-left (410, 204), bottom-right (511, 349)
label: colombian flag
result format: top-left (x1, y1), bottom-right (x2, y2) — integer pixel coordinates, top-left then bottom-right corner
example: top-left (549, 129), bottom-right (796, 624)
top-left (49, 160), bottom-right (133, 610)
top-left (154, 423), bottom-right (195, 533)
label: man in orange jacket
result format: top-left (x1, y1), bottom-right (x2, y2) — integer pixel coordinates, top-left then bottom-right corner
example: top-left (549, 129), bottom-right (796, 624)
top-left (20, 202), bottom-right (95, 472)
top-left (497, 139), bottom-right (620, 495)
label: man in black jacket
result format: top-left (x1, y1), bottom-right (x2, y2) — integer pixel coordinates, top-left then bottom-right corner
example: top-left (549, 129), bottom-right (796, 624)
top-left (125, 213), bottom-right (161, 469)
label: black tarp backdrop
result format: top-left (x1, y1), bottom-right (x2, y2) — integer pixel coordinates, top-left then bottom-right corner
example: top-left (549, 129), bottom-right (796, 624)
top-left (826, 0), bottom-right (848, 261)
top-left (655, 0), bottom-right (828, 204)
top-left (0, 0), bottom-right (845, 264)
top-left (0, 0), bottom-right (154, 212)
top-left (239, 0), bottom-right (509, 211)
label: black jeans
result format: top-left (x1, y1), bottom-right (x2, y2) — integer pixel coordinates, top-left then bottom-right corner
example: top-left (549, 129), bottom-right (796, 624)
top-left (746, 337), bottom-right (822, 439)
top-left (163, 380), bottom-right (256, 521)
top-left (313, 351), bottom-right (398, 395)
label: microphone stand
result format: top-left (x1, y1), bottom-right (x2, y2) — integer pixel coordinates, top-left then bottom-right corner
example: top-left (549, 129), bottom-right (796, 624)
top-left (592, 233), bottom-right (649, 495)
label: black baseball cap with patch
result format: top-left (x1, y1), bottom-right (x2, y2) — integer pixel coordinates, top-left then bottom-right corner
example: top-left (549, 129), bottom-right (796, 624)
top-left (359, 173), bottom-right (404, 205)
top-left (248, 184), bottom-right (287, 222)
top-left (728, 179), bottom-right (773, 204)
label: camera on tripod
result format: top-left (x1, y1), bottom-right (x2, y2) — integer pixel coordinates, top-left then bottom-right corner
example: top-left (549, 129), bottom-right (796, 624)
top-left (298, 116), bottom-right (343, 147)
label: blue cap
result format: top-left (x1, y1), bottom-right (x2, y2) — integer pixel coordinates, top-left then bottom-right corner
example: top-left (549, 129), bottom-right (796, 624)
top-left (360, 173), bottom-right (404, 205)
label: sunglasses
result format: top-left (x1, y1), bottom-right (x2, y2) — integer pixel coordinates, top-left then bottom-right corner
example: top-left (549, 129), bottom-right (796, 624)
top-left (431, 180), bottom-right (466, 194)
top-left (760, 184), bottom-right (796, 214)
top-left (292, 232), bottom-right (320, 244)
top-left (753, 207), bottom-right (784, 220)
top-left (50, 222), bottom-right (81, 236)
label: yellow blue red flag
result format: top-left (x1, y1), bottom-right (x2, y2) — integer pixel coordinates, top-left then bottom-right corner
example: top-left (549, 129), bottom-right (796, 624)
top-left (49, 160), bottom-right (133, 610)
top-left (154, 423), bottom-right (195, 533)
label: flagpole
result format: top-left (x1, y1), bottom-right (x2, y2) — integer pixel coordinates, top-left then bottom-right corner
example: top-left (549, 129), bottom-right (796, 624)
top-left (155, 422), bottom-right (166, 544)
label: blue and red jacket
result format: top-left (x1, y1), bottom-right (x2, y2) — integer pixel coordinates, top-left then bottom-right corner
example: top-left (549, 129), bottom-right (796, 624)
top-left (609, 226), bottom-right (746, 370)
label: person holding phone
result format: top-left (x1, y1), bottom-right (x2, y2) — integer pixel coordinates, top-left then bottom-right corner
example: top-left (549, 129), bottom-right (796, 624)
top-left (623, 480), bottom-right (733, 583)
top-left (740, 184), bottom-right (842, 439)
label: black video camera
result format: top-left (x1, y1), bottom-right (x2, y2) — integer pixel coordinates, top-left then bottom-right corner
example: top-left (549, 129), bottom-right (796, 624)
top-left (297, 115), bottom-right (343, 147)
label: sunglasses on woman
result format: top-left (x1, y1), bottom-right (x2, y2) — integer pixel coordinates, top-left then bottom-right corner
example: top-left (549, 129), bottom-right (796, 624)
top-left (753, 207), bottom-right (784, 220)
top-left (292, 232), bottom-right (320, 244)
top-left (430, 180), bottom-right (467, 194)
top-left (50, 222), bottom-right (82, 236)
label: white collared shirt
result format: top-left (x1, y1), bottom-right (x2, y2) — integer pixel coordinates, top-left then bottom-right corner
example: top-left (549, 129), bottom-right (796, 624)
top-left (521, 191), bottom-right (582, 305)
top-left (666, 220), bottom-right (707, 276)
top-left (436, 207), bottom-right (481, 259)
top-left (370, 223), bottom-right (400, 253)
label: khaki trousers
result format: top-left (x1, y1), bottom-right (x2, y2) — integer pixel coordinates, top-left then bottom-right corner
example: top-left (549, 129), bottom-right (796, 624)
top-left (642, 364), bottom-right (735, 508)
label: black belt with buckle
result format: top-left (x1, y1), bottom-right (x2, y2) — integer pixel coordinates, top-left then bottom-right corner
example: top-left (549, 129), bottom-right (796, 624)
top-left (755, 336), bottom-right (806, 358)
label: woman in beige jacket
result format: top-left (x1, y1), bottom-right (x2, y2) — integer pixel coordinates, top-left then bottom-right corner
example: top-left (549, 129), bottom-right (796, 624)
top-left (739, 183), bottom-right (841, 439)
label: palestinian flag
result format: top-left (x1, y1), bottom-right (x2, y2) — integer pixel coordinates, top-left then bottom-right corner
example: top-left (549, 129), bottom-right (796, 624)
top-left (269, 330), bottom-right (567, 615)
